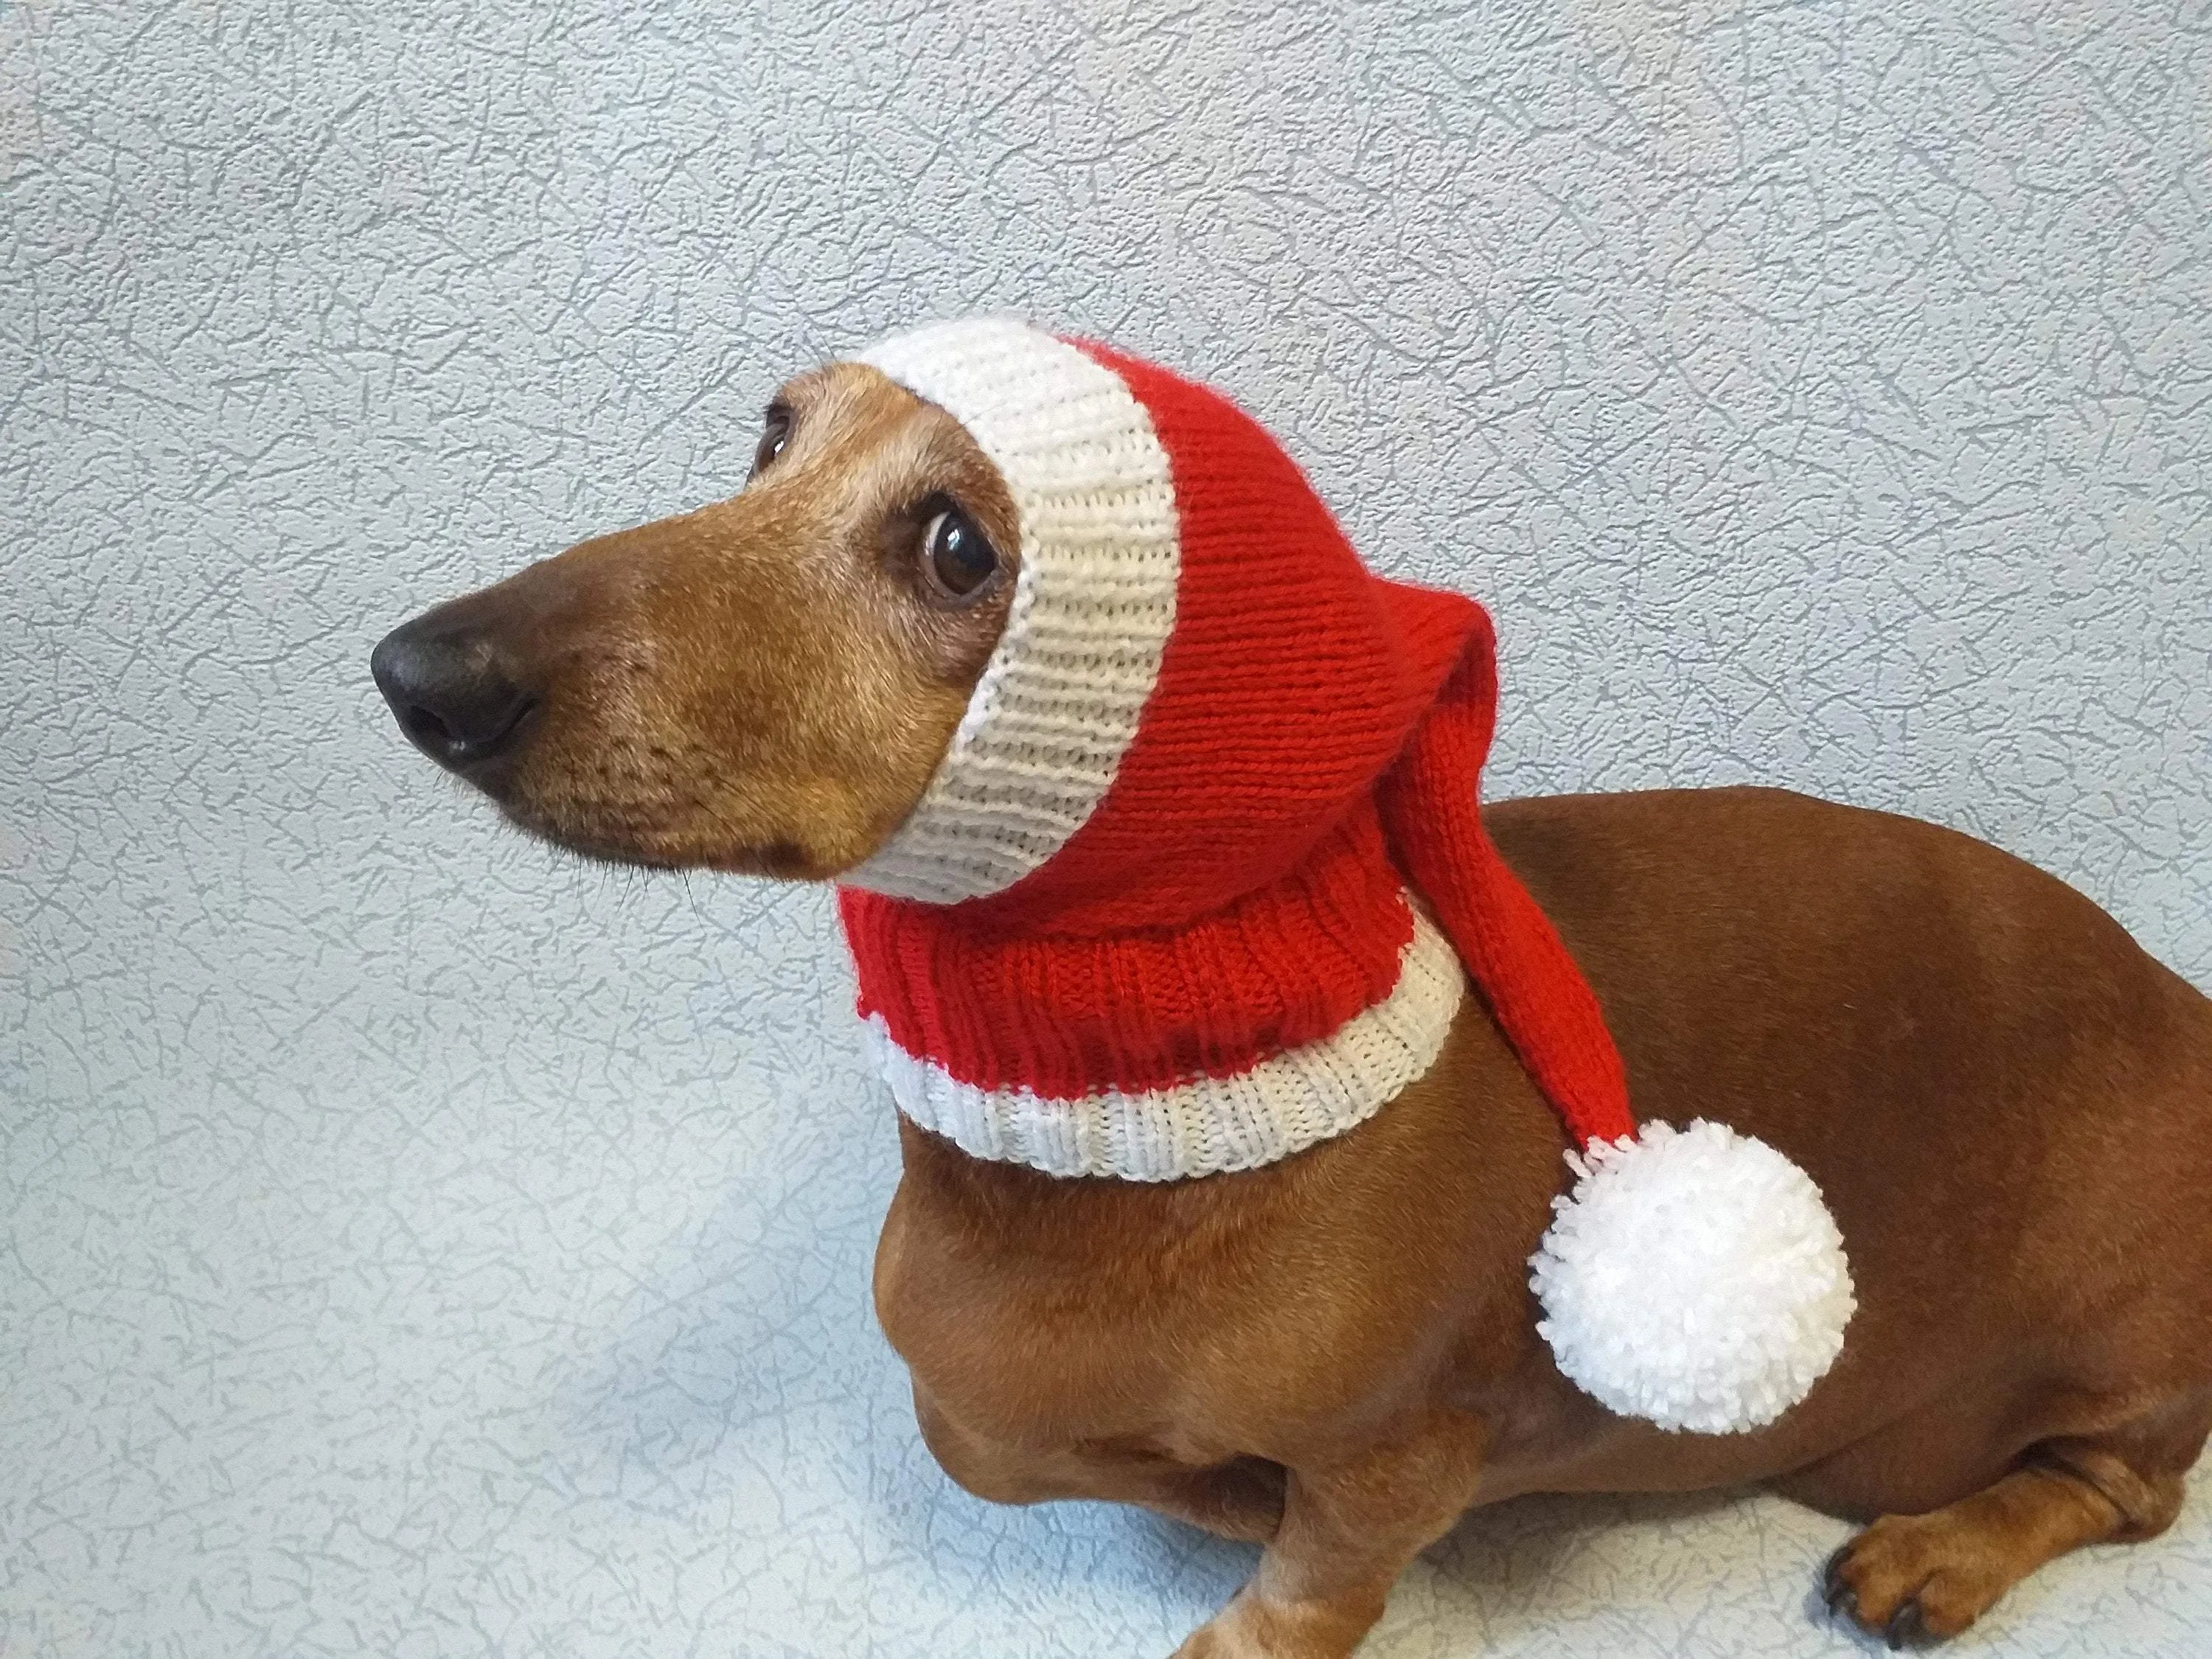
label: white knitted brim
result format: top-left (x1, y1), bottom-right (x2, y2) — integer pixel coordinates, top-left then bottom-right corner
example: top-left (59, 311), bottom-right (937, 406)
top-left (869, 901), bottom-right (1467, 1180)
top-left (841, 316), bottom-right (1180, 906)
top-left (1528, 1119), bottom-right (1855, 1433)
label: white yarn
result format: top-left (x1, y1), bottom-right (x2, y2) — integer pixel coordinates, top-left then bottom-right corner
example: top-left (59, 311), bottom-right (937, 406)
top-left (842, 316), bottom-right (1180, 906)
top-left (1528, 1119), bottom-right (1854, 1434)
top-left (844, 323), bottom-right (1852, 1434)
top-left (867, 901), bottom-right (1466, 1180)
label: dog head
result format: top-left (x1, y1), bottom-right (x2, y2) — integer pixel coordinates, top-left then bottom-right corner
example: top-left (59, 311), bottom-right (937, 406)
top-left (370, 362), bottom-right (1020, 880)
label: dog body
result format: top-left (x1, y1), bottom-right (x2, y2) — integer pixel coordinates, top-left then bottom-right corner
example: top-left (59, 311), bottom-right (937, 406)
top-left (878, 785), bottom-right (2212, 1652)
top-left (373, 358), bottom-right (2212, 1657)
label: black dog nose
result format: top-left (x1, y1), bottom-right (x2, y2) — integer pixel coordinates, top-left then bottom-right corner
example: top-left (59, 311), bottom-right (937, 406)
top-left (371, 620), bottom-right (538, 771)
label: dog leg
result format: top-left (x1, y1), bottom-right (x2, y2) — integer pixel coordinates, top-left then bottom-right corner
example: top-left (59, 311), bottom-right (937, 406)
top-left (1171, 1411), bottom-right (1486, 1659)
top-left (1823, 1465), bottom-right (2127, 1646)
top-left (1824, 1405), bottom-right (2205, 1649)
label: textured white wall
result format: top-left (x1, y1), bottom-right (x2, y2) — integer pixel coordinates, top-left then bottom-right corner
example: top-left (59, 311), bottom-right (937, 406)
top-left (4, 2), bottom-right (2208, 1656)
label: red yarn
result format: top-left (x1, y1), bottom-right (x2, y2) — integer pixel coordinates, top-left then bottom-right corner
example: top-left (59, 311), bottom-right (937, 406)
top-left (840, 340), bottom-right (1637, 1151)
top-left (1373, 602), bottom-right (1637, 1148)
top-left (842, 807), bottom-right (1414, 1096)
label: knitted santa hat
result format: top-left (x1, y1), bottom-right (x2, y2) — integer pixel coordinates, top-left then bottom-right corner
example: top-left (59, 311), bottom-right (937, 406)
top-left (834, 316), bottom-right (1854, 1435)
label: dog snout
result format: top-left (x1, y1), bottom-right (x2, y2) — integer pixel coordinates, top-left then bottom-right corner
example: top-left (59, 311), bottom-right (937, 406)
top-left (371, 616), bottom-right (539, 773)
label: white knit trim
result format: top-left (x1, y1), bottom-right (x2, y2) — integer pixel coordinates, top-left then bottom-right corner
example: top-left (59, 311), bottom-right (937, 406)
top-left (841, 317), bottom-right (1180, 906)
top-left (866, 903), bottom-right (1466, 1180)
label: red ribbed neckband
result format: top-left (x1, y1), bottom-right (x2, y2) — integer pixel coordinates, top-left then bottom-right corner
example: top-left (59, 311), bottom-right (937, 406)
top-left (840, 336), bottom-right (1636, 1156)
top-left (839, 805), bottom-right (1416, 1098)
top-left (838, 605), bottom-right (1635, 1152)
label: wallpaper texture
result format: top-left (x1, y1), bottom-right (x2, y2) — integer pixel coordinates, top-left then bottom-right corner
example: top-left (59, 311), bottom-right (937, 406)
top-left (4, 1), bottom-right (2208, 1655)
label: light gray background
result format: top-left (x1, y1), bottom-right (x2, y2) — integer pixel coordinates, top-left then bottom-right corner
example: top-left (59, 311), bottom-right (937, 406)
top-left (4, 1), bottom-right (2208, 1655)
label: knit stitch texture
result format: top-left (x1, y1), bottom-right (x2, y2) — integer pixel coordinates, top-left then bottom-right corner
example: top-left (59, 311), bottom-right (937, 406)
top-left (837, 319), bottom-right (1638, 1178)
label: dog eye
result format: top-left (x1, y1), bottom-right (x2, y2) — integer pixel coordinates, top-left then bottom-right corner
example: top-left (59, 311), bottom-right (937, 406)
top-left (750, 406), bottom-right (792, 479)
top-left (919, 504), bottom-right (1000, 601)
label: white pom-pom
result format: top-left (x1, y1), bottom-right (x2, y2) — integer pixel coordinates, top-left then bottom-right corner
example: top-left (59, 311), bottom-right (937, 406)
top-left (1528, 1119), bottom-right (1854, 1435)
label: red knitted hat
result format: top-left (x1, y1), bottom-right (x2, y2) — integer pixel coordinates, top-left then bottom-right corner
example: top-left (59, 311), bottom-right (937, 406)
top-left (835, 317), bottom-right (1854, 1435)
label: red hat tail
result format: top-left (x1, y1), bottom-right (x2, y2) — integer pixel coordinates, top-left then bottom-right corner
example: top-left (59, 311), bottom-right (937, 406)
top-left (1373, 599), bottom-right (1638, 1152)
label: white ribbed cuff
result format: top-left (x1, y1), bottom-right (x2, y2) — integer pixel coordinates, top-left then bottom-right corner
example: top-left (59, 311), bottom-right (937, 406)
top-left (866, 902), bottom-right (1467, 1180)
top-left (840, 316), bottom-right (1180, 906)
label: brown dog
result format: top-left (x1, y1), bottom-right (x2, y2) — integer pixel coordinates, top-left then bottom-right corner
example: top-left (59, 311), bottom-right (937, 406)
top-left (372, 355), bottom-right (2212, 1658)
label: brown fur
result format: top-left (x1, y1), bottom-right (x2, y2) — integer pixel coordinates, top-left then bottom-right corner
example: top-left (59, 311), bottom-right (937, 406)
top-left (375, 363), bottom-right (2212, 1657)
top-left (399, 364), bottom-right (1020, 879)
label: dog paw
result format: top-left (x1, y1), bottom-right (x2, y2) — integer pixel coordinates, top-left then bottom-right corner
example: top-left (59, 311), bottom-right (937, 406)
top-left (1169, 1615), bottom-right (1296, 1659)
top-left (1822, 1516), bottom-right (2013, 1648)
top-left (1168, 1588), bottom-right (1375, 1658)
top-left (1169, 1615), bottom-right (1267, 1659)
top-left (1169, 1626), bottom-right (1231, 1659)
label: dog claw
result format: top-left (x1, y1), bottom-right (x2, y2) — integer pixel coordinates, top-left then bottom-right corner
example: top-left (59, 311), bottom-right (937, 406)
top-left (1821, 1545), bottom-right (1856, 1618)
top-left (1885, 1600), bottom-right (1927, 1651)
